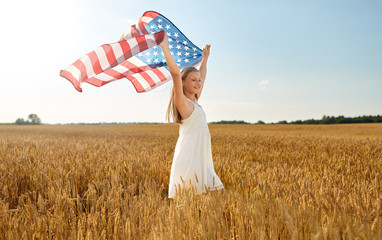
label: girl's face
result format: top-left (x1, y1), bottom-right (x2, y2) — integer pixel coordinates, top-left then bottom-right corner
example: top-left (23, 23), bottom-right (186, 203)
top-left (182, 71), bottom-right (201, 95)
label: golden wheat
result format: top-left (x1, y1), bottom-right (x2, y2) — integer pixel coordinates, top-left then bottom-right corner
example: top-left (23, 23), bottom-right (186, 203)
top-left (0, 123), bottom-right (381, 239)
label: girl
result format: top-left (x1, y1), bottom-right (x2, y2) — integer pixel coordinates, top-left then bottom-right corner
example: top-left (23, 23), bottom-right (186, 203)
top-left (158, 33), bottom-right (224, 199)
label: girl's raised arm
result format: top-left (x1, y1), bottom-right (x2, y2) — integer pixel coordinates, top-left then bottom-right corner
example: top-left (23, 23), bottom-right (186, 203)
top-left (159, 33), bottom-right (182, 98)
top-left (197, 44), bottom-right (210, 99)
top-left (159, 32), bottom-right (192, 118)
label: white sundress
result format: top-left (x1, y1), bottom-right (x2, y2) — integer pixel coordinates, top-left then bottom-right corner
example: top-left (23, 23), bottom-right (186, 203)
top-left (168, 97), bottom-right (224, 198)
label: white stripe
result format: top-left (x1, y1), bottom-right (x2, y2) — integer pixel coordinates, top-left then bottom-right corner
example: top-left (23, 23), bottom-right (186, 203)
top-left (94, 72), bottom-right (115, 82)
top-left (80, 55), bottom-right (96, 79)
top-left (141, 16), bottom-right (152, 24)
top-left (65, 65), bottom-right (82, 82)
top-left (137, 17), bottom-right (147, 33)
top-left (94, 47), bottom-right (110, 71)
top-left (126, 37), bottom-right (140, 56)
top-left (92, 64), bottom-right (133, 83)
top-left (112, 64), bottom-right (132, 77)
top-left (159, 66), bottom-right (172, 80)
top-left (110, 42), bottom-right (124, 64)
top-left (146, 70), bottom-right (161, 85)
top-left (128, 56), bottom-right (151, 68)
top-left (148, 68), bottom-right (172, 91)
top-left (133, 73), bottom-right (151, 91)
top-left (145, 34), bottom-right (157, 49)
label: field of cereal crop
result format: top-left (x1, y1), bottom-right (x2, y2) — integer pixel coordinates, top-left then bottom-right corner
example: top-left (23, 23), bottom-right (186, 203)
top-left (0, 123), bottom-right (381, 239)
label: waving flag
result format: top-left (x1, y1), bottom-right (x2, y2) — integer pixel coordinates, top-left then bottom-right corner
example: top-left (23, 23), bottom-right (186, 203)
top-left (59, 11), bottom-right (203, 92)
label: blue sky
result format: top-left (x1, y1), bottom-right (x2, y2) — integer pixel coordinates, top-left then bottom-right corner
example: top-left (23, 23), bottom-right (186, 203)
top-left (0, 0), bottom-right (381, 124)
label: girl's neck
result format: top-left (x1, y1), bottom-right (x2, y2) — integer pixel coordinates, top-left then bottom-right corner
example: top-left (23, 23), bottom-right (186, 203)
top-left (185, 93), bottom-right (196, 102)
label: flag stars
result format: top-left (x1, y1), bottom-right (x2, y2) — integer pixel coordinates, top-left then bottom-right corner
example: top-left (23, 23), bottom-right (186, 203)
top-left (133, 19), bottom-right (201, 69)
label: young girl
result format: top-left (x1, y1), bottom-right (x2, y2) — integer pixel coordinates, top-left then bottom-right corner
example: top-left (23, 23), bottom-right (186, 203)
top-left (158, 33), bottom-right (224, 199)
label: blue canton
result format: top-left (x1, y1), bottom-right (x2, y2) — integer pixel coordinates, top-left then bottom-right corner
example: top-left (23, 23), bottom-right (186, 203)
top-left (135, 15), bottom-right (203, 70)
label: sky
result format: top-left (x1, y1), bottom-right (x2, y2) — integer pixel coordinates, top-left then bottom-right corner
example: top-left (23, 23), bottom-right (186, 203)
top-left (1, 0), bottom-right (381, 124)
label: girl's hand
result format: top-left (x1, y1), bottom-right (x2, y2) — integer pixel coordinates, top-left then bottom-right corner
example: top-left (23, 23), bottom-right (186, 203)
top-left (203, 44), bottom-right (211, 59)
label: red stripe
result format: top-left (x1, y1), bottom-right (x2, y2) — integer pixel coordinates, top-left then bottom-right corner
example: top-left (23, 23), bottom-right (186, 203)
top-left (88, 51), bottom-right (103, 75)
top-left (152, 68), bottom-right (166, 82)
top-left (154, 30), bottom-right (165, 45)
top-left (103, 68), bottom-right (125, 81)
top-left (130, 25), bottom-right (141, 37)
top-left (84, 77), bottom-right (104, 87)
top-left (138, 18), bottom-right (149, 34)
top-left (126, 75), bottom-right (145, 93)
top-left (72, 59), bottom-right (89, 82)
top-left (102, 44), bottom-right (117, 68)
top-left (119, 41), bottom-right (132, 61)
top-left (136, 35), bottom-right (149, 53)
top-left (59, 70), bottom-right (82, 92)
top-left (85, 67), bottom-right (128, 87)
top-left (72, 59), bottom-right (83, 70)
top-left (139, 71), bottom-right (156, 87)
top-left (142, 11), bottom-right (159, 19)
top-left (121, 61), bottom-right (145, 74)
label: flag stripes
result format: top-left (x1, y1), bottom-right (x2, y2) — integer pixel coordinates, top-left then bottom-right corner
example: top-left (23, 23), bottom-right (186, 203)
top-left (60, 11), bottom-right (202, 93)
top-left (60, 31), bottom-right (164, 92)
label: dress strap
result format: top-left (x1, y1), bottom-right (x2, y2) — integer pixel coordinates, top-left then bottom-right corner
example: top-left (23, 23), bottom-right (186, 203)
top-left (185, 97), bottom-right (196, 105)
top-left (186, 97), bottom-right (202, 107)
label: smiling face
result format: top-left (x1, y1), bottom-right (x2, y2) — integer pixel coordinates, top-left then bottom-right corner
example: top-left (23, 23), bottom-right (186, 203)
top-left (182, 71), bottom-right (201, 96)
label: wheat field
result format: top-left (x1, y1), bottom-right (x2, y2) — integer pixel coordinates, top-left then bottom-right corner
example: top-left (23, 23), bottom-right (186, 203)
top-left (0, 123), bottom-right (381, 239)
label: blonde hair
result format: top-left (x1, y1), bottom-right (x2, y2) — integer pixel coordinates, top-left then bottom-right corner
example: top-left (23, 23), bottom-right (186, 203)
top-left (166, 66), bottom-right (199, 124)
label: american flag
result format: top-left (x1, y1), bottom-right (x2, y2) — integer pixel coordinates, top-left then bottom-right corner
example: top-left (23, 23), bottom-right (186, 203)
top-left (60, 11), bottom-right (203, 92)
